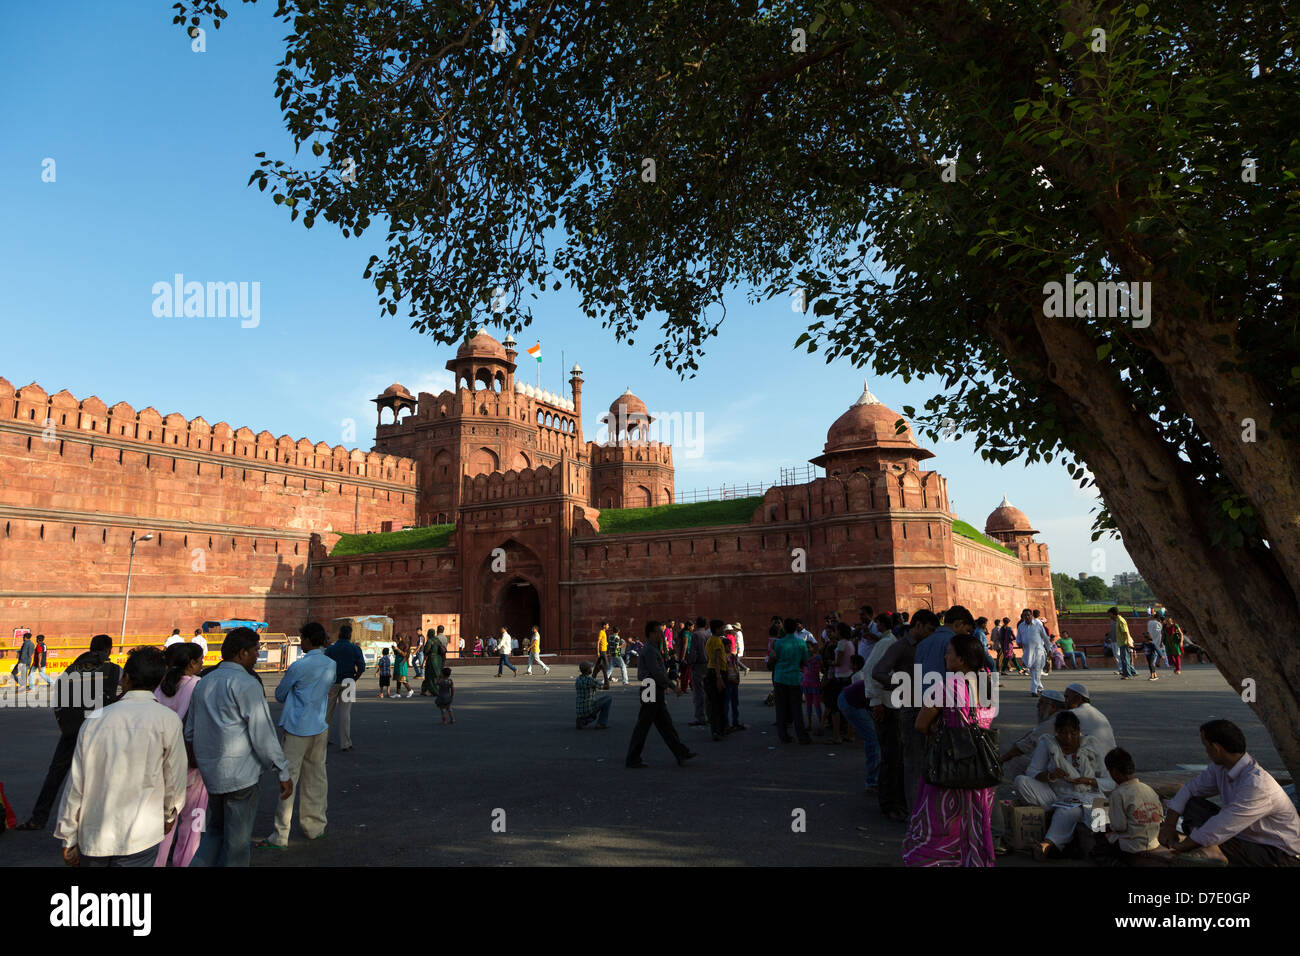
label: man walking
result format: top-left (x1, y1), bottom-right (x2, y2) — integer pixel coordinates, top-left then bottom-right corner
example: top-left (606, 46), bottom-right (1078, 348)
top-left (260, 621), bottom-right (335, 848)
top-left (526, 626), bottom-right (550, 675)
top-left (1108, 606), bottom-right (1138, 678)
top-left (324, 623), bottom-right (366, 749)
top-left (496, 626), bottom-right (518, 676)
top-left (186, 628), bottom-right (292, 867)
top-left (26, 635), bottom-right (52, 690)
top-left (594, 621), bottom-right (611, 686)
top-left (17, 634), bottom-right (122, 832)
top-left (53, 646), bottom-right (186, 867)
top-left (608, 626), bottom-right (629, 685)
top-left (1017, 608), bottom-right (1046, 696)
top-left (626, 621), bottom-right (696, 768)
top-left (14, 630), bottom-right (35, 692)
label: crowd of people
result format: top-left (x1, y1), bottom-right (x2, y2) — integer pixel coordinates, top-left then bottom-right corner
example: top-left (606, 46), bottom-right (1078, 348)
top-left (3, 605), bottom-right (1296, 870)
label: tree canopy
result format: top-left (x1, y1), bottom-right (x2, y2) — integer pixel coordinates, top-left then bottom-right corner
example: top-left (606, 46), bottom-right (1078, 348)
top-left (174, 0), bottom-right (1300, 778)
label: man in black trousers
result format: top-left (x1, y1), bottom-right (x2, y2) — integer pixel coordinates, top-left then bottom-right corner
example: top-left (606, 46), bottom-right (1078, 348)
top-left (17, 634), bottom-right (121, 832)
top-left (626, 620), bottom-right (697, 769)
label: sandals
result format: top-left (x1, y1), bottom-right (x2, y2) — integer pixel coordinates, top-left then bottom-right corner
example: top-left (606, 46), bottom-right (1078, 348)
top-left (252, 839), bottom-right (287, 850)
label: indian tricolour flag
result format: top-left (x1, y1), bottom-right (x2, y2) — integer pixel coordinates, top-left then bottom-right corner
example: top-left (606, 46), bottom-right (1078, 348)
top-left (526, 342), bottom-right (542, 363)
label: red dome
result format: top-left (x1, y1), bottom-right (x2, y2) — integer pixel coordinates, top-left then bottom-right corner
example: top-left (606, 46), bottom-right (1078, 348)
top-left (822, 381), bottom-right (923, 454)
top-left (605, 388), bottom-right (650, 422)
top-left (984, 496), bottom-right (1038, 536)
top-left (456, 331), bottom-right (507, 360)
top-left (379, 383), bottom-right (413, 399)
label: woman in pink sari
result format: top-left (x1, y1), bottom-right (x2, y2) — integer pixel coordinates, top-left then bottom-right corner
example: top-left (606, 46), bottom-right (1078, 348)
top-left (154, 643), bottom-right (208, 867)
top-left (902, 633), bottom-right (998, 867)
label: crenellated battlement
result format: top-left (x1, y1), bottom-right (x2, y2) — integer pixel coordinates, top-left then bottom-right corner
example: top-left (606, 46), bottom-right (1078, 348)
top-left (757, 469), bottom-right (950, 523)
top-left (587, 440), bottom-right (673, 467)
top-left (1, 377), bottom-right (416, 487)
top-left (460, 458), bottom-right (588, 505)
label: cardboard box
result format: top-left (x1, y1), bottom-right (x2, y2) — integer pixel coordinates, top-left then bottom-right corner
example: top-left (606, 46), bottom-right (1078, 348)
top-left (1009, 805), bottom-right (1046, 850)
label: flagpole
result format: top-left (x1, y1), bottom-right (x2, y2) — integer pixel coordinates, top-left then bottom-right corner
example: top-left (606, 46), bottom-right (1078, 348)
top-left (562, 350), bottom-right (565, 399)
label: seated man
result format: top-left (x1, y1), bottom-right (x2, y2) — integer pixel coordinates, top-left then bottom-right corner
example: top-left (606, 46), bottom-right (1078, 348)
top-left (1014, 711), bottom-right (1114, 860)
top-left (1159, 719), bottom-right (1300, 866)
top-left (574, 662), bottom-right (612, 730)
top-left (1058, 630), bottom-right (1088, 669)
top-left (1063, 683), bottom-right (1116, 756)
top-left (999, 689), bottom-right (1067, 779)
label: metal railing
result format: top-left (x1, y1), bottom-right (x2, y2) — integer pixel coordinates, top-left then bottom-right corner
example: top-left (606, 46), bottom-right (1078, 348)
top-left (673, 482), bottom-right (768, 505)
top-left (672, 464), bottom-right (822, 505)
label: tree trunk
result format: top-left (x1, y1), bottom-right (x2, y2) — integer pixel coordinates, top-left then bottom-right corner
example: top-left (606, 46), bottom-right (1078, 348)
top-left (986, 313), bottom-right (1300, 783)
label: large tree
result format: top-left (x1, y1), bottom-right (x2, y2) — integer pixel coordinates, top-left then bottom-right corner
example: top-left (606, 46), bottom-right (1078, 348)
top-left (175, 1), bottom-right (1300, 778)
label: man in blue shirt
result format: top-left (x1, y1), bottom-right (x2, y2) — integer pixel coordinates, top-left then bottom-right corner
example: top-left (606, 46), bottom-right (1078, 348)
top-left (186, 628), bottom-right (291, 867)
top-left (324, 623), bottom-right (366, 751)
top-left (260, 621), bottom-right (336, 848)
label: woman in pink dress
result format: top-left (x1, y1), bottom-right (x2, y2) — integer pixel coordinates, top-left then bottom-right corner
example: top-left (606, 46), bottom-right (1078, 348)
top-left (154, 642), bottom-right (209, 867)
top-left (902, 633), bottom-right (998, 867)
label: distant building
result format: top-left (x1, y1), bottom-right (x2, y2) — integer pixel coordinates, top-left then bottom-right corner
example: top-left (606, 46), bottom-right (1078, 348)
top-left (1112, 571), bottom-right (1144, 588)
top-left (1077, 572), bottom-right (1089, 581)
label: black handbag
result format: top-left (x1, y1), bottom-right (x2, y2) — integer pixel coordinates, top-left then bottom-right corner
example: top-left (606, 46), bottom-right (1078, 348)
top-left (923, 702), bottom-right (1002, 790)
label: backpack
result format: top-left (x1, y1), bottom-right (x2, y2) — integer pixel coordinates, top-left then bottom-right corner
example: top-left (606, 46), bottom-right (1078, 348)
top-left (726, 655), bottom-right (741, 685)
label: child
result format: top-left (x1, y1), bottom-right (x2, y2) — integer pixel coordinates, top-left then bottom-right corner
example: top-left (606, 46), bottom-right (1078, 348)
top-left (801, 651), bottom-right (823, 733)
top-left (394, 641), bottom-right (412, 698)
top-left (723, 637), bottom-right (745, 732)
top-left (574, 661), bottom-right (611, 729)
top-left (665, 644), bottom-right (683, 696)
top-left (377, 647), bottom-right (393, 699)
top-left (436, 667), bottom-right (455, 724)
top-left (1097, 747), bottom-right (1164, 864)
top-left (1162, 617), bottom-right (1184, 675)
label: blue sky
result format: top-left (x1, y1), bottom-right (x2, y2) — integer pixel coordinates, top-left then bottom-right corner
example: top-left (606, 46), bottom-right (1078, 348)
top-left (0, 1), bottom-right (1137, 577)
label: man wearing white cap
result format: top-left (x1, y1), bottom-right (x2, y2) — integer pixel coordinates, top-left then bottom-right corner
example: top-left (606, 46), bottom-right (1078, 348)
top-left (999, 689), bottom-right (1069, 778)
top-left (1063, 682), bottom-right (1116, 755)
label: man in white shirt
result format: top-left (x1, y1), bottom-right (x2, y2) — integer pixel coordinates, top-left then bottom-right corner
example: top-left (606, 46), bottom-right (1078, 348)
top-left (1016, 608), bottom-right (1046, 696)
top-left (1142, 615), bottom-right (1163, 679)
top-left (1063, 683), bottom-right (1116, 754)
top-left (54, 646), bottom-right (187, 867)
top-left (1161, 719), bottom-right (1300, 866)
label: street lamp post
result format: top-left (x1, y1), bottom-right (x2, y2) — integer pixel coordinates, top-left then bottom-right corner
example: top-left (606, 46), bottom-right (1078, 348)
top-left (121, 531), bottom-right (154, 649)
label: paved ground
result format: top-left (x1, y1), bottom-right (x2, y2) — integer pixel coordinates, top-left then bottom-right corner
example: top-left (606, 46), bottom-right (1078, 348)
top-left (0, 661), bottom-right (1284, 866)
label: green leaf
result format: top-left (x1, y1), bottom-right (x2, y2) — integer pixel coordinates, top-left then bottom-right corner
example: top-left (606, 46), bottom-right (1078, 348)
top-left (1096, 343), bottom-right (1113, 360)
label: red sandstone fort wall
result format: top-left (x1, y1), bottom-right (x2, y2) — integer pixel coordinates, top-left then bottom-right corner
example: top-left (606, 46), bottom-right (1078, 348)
top-left (308, 548), bottom-right (462, 640)
top-left (952, 535), bottom-right (1058, 633)
top-left (0, 377), bottom-right (417, 637)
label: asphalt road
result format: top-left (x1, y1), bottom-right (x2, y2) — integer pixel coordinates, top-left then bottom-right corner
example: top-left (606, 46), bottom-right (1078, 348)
top-left (0, 661), bottom-right (1283, 866)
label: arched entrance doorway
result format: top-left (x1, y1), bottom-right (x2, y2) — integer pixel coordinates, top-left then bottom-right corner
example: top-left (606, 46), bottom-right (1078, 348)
top-left (498, 577), bottom-right (540, 647)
